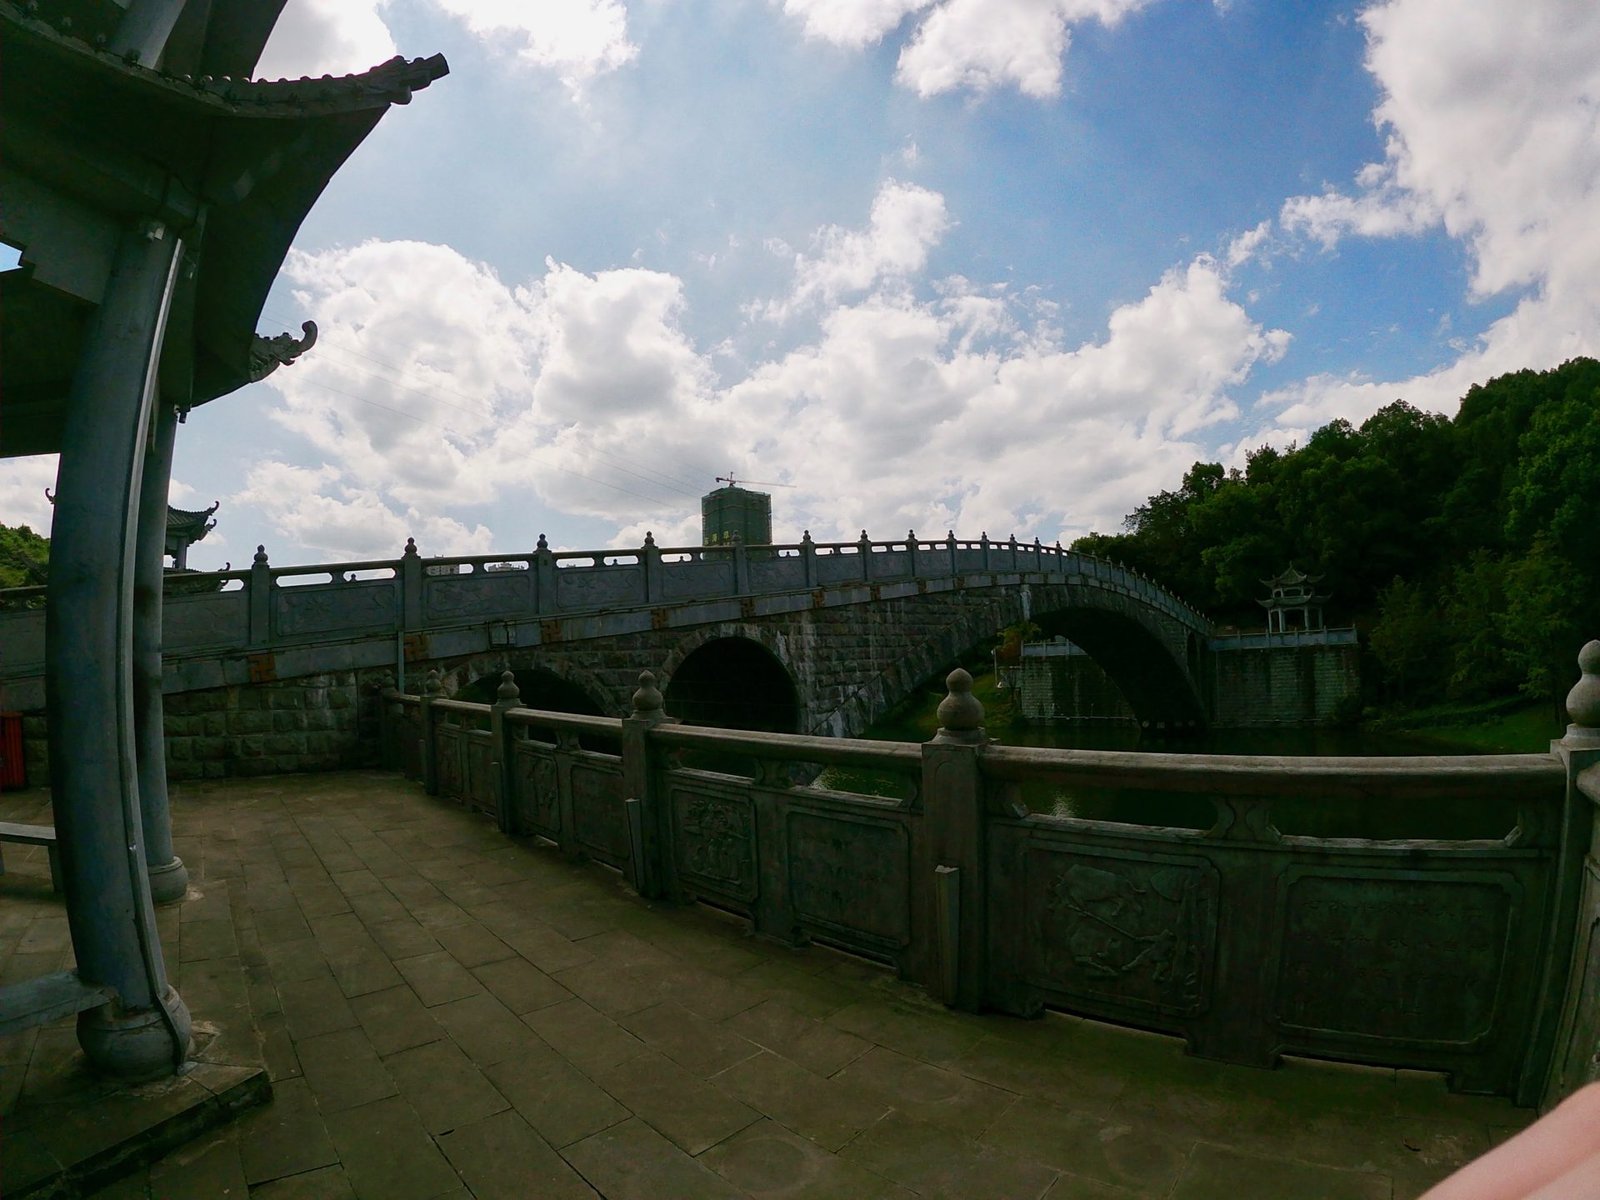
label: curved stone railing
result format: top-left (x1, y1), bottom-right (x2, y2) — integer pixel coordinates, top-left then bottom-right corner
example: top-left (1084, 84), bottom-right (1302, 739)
top-left (383, 650), bottom-right (1600, 1107)
top-left (0, 531), bottom-right (1211, 699)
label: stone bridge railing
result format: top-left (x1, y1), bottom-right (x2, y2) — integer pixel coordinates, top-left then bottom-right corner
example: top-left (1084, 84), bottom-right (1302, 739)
top-left (381, 644), bottom-right (1600, 1109)
top-left (0, 532), bottom-right (1210, 706)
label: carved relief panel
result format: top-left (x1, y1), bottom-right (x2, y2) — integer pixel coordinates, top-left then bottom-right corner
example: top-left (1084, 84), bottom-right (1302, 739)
top-left (513, 745), bottom-right (562, 839)
top-left (554, 567), bottom-right (644, 612)
top-left (276, 582), bottom-right (397, 637)
top-left (787, 811), bottom-right (910, 949)
top-left (571, 762), bottom-right (628, 864)
top-left (1027, 846), bottom-right (1218, 1016)
top-left (670, 786), bottom-right (757, 902)
top-left (435, 725), bottom-right (464, 799)
top-left (1275, 871), bottom-right (1514, 1047)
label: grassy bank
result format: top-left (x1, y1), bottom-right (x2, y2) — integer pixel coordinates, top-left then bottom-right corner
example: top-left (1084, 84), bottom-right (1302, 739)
top-left (1366, 697), bottom-right (1563, 753)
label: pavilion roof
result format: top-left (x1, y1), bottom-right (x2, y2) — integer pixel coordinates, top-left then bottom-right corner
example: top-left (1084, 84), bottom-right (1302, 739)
top-left (0, 1), bottom-right (447, 457)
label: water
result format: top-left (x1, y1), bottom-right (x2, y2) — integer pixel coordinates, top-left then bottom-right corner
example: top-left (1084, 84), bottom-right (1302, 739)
top-left (819, 717), bottom-right (1526, 841)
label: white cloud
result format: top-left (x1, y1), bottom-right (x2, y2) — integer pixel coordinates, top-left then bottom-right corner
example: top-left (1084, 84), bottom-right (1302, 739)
top-left (232, 461), bottom-right (493, 561)
top-left (428, 0), bottom-right (637, 92)
top-left (257, 182), bottom-right (1286, 558)
top-left (1271, 0), bottom-right (1600, 427)
top-left (778, 0), bottom-right (933, 48)
top-left (782, 0), bottom-right (1152, 99)
top-left (0, 455), bottom-right (57, 535)
top-left (254, 0), bottom-right (398, 79)
top-left (767, 180), bottom-right (950, 317)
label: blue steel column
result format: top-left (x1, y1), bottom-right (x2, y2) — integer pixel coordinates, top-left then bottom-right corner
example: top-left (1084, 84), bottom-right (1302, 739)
top-left (46, 220), bottom-right (192, 1078)
top-left (133, 398), bottom-right (189, 903)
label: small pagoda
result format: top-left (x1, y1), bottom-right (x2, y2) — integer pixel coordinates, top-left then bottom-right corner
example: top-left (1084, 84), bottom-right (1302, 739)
top-left (1259, 565), bottom-right (1330, 634)
top-left (165, 501), bottom-right (218, 570)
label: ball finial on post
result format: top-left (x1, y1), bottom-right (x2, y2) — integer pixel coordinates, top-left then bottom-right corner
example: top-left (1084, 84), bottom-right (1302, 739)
top-left (496, 670), bottom-right (520, 704)
top-left (1565, 640), bottom-right (1600, 745)
top-left (632, 670), bottom-right (664, 717)
top-left (935, 668), bottom-right (986, 745)
top-left (423, 668), bottom-right (444, 699)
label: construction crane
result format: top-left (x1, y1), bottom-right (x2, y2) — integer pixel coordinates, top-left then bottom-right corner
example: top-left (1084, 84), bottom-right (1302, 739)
top-left (715, 474), bottom-right (795, 489)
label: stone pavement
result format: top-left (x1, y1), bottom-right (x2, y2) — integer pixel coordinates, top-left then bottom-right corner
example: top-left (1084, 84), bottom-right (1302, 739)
top-left (1, 771), bottom-right (1534, 1199)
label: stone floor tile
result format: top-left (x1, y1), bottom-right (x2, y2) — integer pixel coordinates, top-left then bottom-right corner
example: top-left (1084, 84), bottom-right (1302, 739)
top-left (260, 937), bottom-right (333, 986)
top-left (324, 1095), bottom-right (463, 1200)
top-left (836, 1044), bottom-right (1017, 1134)
top-left (484, 1054), bottom-right (631, 1150)
top-left (366, 918), bottom-right (442, 962)
top-left (437, 1109), bottom-right (599, 1199)
top-left (394, 949), bottom-right (483, 1007)
top-left (522, 998), bottom-right (647, 1074)
top-left (431, 919), bottom-right (516, 968)
top-left (552, 959), bottom-right (670, 1018)
top-left (701, 1118), bottom-right (916, 1200)
top-left (1169, 1142), bottom-right (1392, 1200)
top-left (560, 1117), bottom-right (747, 1200)
top-left (586, 1049), bottom-right (760, 1155)
top-left (477, 915), bottom-right (595, 974)
top-left (827, 998), bottom-right (987, 1064)
top-left (254, 906), bottom-right (314, 947)
top-left (471, 954), bottom-right (573, 1014)
top-left (841, 1110), bottom-right (1060, 1200)
top-left (980, 1094), bottom-right (1196, 1194)
top-left (295, 1026), bottom-right (398, 1114)
top-left (430, 990), bottom-right (549, 1067)
top-left (724, 998), bottom-right (872, 1077)
top-left (620, 1000), bottom-right (762, 1078)
top-left (179, 917), bottom-right (240, 963)
top-left (236, 1077), bottom-right (340, 1186)
top-left (384, 1035), bottom-right (510, 1134)
top-left (249, 1165), bottom-right (358, 1199)
top-left (349, 983), bottom-right (447, 1056)
top-left (1042, 1174), bottom-right (1153, 1199)
top-left (711, 1049), bottom-right (892, 1152)
top-left (277, 973), bottom-right (359, 1040)
top-left (147, 1127), bottom-right (248, 1200)
top-left (325, 944), bottom-right (405, 999)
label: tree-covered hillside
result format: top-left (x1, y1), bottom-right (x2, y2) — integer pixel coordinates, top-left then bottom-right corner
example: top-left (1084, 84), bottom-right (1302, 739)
top-left (0, 523), bottom-right (48, 590)
top-left (1071, 358), bottom-right (1600, 707)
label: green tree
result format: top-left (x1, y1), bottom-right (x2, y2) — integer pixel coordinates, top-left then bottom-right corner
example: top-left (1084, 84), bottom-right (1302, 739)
top-left (0, 523), bottom-right (49, 590)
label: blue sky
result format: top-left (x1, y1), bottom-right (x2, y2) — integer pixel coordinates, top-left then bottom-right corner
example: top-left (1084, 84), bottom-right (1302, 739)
top-left (3, 0), bottom-right (1596, 567)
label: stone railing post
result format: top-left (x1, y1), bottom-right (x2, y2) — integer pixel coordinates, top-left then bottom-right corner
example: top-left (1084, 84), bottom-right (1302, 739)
top-left (247, 544), bottom-right (272, 646)
top-left (980, 531), bottom-right (991, 573)
top-left (400, 536), bottom-right (423, 630)
top-left (905, 530), bottom-right (918, 580)
top-left (490, 671), bottom-right (521, 836)
top-left (946, 529), bottom-right (958, 578)
top-left (622, 670), bottom-right (674, 900)
top-left (1541, 641), bottom-right (1600, 1107)
top-left (419, 669), bottom-right (443, 796)
top-left (643, 532), bottom-right (663, 604)
top-left (918, 668), bottom-right (989, 1011)
top-left (858, 529), bottom-right (872, 582)
top-left (732, 535), bottom-right (750, 596)
top-left (800, 530), bottom-right (817, 588)
top-left (1007, 534), bottom-right (1018, 572)
top-left (534, 534), bottom-right (556, 614)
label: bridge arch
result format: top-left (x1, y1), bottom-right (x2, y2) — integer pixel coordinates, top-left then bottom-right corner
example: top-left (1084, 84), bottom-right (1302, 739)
top-left (660, 630), bottom-right (801, 733)
top-left (813, 582), bottom-right (1208, 739)
top-left (443, 654), bottom-right (621, 716)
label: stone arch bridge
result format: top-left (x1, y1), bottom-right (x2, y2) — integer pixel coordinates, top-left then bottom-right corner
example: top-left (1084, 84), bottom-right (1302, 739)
top-left (0, 532), bottom-right (1213, 775)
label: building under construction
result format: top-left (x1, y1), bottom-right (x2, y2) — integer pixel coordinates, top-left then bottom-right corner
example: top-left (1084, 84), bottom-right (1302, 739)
top-left (701, 482), bottom-right (773, 546)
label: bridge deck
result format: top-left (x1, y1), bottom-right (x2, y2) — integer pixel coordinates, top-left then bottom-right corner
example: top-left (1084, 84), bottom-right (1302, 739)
top-left (1, 772), bottom-right (1531, 1199)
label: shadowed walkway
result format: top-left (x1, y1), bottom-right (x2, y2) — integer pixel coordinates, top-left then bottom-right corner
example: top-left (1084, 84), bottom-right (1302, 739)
top-left (2, 772), bottom-right (1533, 1199)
